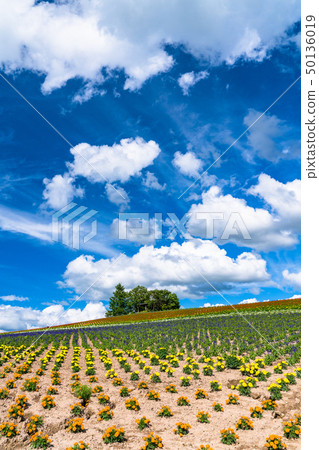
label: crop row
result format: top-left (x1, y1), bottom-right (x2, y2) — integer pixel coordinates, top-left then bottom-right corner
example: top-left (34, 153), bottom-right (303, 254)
top-left (0, 310), bottom-right (301, 448)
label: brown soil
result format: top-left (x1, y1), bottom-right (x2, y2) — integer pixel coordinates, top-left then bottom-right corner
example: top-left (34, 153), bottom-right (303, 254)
top-left (0, 341), bottom-right (301, 450)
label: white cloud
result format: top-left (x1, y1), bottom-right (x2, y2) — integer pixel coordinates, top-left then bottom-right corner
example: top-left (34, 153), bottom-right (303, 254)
top-left (178, 71), bottom-right (208, 95)
top-left (0, 295), bottom-right (28, 302)
top-left (105, 183), bottom-right (129, 207)
top-left (72, 81), bottom-right (106, 104)
top-left (0, 204), bottom-right (116, 257)
top-left (0, 1), bottom-right (300, 96)
top-left (0, 302), bottom-right (106, 332)
top-left (186, 174), bottom-right (300, 251)
top-left (68, 138), bottom-right (161, 184)
top-left (43, 173), bottom-right (84, 210)
top-left (42, 137), bottom-right (160, 211)
top-left (242, 109), bottom-right (300, 162)
top-left (248, 174), bottom-right (301, 228)
top-left (202, 302), bottom-right (225, 308)
top-left (142, 172), bottom-right (166, 191)
top-left (282, 269), bottom-right (301, 289)
top-left (289, 294), bottom-right (301, 299)
top-left (61, 239), bottom-right (270, 300)
top-left (173, 151), bottom-right (203, 178)
top-left (239, 298), bottom-right (258, 304)
top-left (0, 204), bottom-right (52, 242)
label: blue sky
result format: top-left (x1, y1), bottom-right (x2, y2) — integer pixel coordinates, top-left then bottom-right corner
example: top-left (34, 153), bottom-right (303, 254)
top-left (0, 0), bottom-right (300, 331)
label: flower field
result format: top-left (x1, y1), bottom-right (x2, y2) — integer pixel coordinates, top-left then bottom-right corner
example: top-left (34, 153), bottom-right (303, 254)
top-left (11, 297), bottom-right (300, 333)
top-left (0, 307), bottom-right (301, 449)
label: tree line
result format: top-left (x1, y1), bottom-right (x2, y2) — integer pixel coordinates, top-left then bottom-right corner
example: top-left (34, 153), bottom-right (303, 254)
top-left (105, 284), bottom-right (180, 317)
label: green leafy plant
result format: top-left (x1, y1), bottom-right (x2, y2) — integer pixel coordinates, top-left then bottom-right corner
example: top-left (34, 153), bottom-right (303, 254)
top-left (66, 418), bottom-right (85, 433)
top-left (0, 422), bottom-right (19, 438)
top-left (26, 415), bottom-right (43, 435)
top-left (197, 411), bottom-right (210, 423)
top-left (102, 425), bottom-right (125, 444)
top-left (125, 397), bottom-right (140, 411)
top-left (250, 406), bottom-right (263, 418)
top-left (73, 384), bottom-right (92, 406)
top-left (158, 405), bottom-right (173, 417)
top-left (212, 402), bottom-right (224, 412)
top-left (262, 399), bottom-right (278, 410)
top-left (210, 380), bottom-right (222, 391)
top-left (264, 435), bottom-right (287, 449)
top-left (220, 428), bottom-right (239, 445)
top-left (98, 393), bottom-right (110, 405)
top-left (130, 371), bottom-right (139, 381)
top-left (283, 421), bottom-right (301, 439)
top-left (41, 395), bottom-right (55, 410)
top-left (29, 432), bottom-right (52, 449)
top-left (70, 403), bottom-right (84, 417)
top-left (236, 416), bottom-right (254, 430)
top-left (147, 390), bottom-right (160, 401)
top-left (195, 389), bottom-right (207, 399)
top-left (174, 422), bottom-right (191, 436)
top-left (141, 432), bottom-right (163, 449)
top-left (177, 396), bottom-right (190, 406)
top-left (98, 406), bottom-right (113, 421)
top-left (136, 416), bottom-right (150, 431)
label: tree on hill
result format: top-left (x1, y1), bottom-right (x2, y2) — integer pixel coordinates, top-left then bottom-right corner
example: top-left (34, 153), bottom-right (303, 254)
top-left (105, 284), bottom-right (180, 316)
top-left (127, 285), bottom-right (150, 313)
top-left (147, 289), bottom-right (180, 311)
top-left (106, 283), bottom-right (129, 316)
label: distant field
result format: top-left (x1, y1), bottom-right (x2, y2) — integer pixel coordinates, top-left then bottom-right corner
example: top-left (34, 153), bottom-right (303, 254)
top-left (0, 304), bottom-right (301, 449)
top-left (9, 297), bottom-right (300, 334)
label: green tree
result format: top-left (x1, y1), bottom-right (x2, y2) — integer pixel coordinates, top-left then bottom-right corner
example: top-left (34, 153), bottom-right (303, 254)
top-left (106, 283), bottom-right (129, 316)
top-left (105, 285), bottom-right (180, 316)
top-left (127, 285), bottom-right (150, 313)
top-left (147, 290), bottom-right (180, 311)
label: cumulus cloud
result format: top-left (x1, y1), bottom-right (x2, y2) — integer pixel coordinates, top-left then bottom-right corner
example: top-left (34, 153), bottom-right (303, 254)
top-left (173, 151), bottom-right (203, 178)
top-left (0, 302), bottom-right (106, 332)
top-left (142, 172), bottom-right (166, 191)
top-left (0, 295), bottom-right (29, 302)
top-left (68, 138), bottom-right (161, 184)
top-left (248, 174), bottom-right (301, 228)
top-left (202, 302), bottom-right (225, 308)
top-left (186, 174), bottom-right (300, 251)
top-left (61, 239), bottom-right (270, 300)
top-left (178, 71), bottom-right (209, 95)
top-left (282, 269), bottom-right (301, 289)
top-left (43, 173), bottom-right (84, 210)
top-left (42, 137), bottom-right (160, 210)
top-left (239, 298), bottom-right (258, 304)
top-left (105, 184), bottom-right (129, 207)
top-left (0, 1), bottom-right (300, 96)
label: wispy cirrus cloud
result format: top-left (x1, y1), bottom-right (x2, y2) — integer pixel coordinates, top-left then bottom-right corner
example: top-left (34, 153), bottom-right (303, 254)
top-left (0, 295), bottom-right (29, 302)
